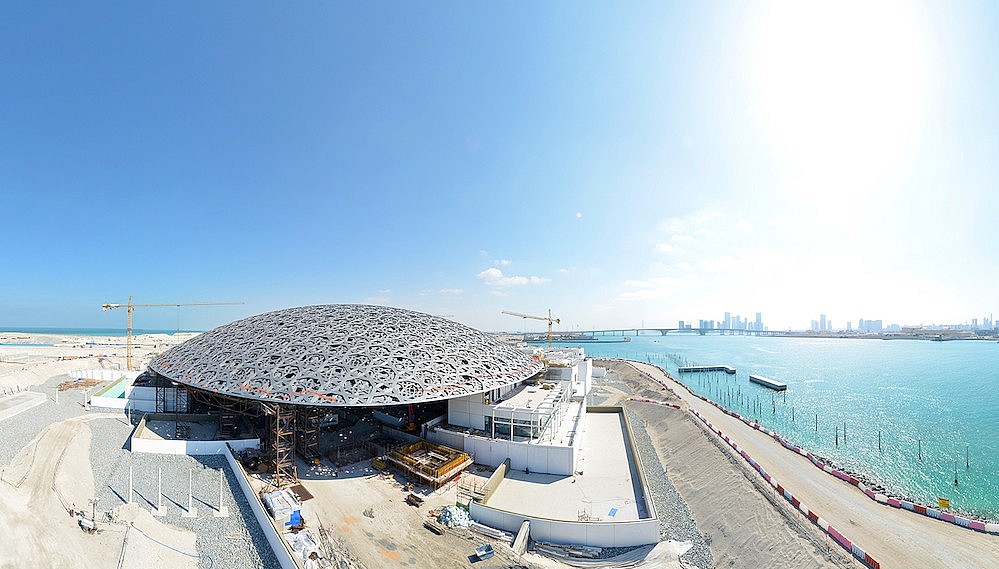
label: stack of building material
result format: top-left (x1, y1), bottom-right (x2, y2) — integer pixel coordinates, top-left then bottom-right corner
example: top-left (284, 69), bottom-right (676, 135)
top-left (263, 489), bottom-right (299, 525)
top-left (469, 521), bottom-right (511, 541)
top-left (534, 541), bottom-right (601, 559)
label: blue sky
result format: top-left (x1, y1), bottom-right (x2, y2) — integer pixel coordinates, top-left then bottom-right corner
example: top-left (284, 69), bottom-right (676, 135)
top-left (2, 2), bottom-right (998, 333)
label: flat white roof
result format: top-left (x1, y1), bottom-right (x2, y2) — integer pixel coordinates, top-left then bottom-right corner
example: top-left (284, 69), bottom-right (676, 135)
top-left (494, 381), bottom-right (565, 413)
top-left (483, 411), bottom-right (649, 522)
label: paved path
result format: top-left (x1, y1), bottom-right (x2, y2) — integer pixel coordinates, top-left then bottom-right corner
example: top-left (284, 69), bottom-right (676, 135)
top-left (629, 361), bottom-right (999, 569)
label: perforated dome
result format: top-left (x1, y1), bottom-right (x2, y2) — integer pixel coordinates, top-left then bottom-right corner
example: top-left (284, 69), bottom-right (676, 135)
top-left (149, 304), bottom-right (544, 406)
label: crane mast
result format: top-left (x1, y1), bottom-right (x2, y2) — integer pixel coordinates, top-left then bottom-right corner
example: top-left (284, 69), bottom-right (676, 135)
top-left (502, 309), bottom-right (561, 347)
top-left (101, 295), bottom-right (244, 370)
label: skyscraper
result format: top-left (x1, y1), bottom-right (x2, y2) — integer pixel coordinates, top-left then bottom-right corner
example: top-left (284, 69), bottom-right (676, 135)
top-left (819, 314), bottom-right (827, 331)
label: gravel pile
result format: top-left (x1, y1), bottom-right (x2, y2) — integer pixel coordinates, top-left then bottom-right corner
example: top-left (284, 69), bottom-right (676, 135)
top-left (89, 416), bottom-right (279, 569)
top-left (627, 409), bottom-right (712, 569)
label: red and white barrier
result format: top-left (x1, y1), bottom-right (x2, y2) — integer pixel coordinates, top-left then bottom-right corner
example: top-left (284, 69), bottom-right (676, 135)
top-left (634, 362), bottom-right (998, 541)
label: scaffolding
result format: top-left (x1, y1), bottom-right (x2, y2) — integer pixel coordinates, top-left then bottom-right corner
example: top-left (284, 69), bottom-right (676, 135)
top-left (268, 404), bottom-right (298, 487)
top-left (296, 406), bottom-right (322, 464)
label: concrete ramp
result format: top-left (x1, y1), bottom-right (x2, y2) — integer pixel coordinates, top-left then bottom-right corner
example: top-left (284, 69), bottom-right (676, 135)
top-left (0, 391), bottom-right (46, 422)
top-left (512, 520), bottom-right (530, 556)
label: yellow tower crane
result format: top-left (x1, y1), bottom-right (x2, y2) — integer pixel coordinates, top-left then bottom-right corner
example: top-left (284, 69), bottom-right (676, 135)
top-left (101, 296), bottom-right (244, 370)
top-left (502, 309), bottom-right (560, 347)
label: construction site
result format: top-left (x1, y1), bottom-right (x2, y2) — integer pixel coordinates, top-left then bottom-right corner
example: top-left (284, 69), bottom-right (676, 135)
top-left (2, 304), bottom-right (691, 569)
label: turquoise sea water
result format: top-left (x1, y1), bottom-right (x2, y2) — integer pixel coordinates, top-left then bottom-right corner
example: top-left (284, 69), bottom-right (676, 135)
top-left (0, 327), bottom-right (201, 337)
top-left (575, 334), bottom-right (999, 519)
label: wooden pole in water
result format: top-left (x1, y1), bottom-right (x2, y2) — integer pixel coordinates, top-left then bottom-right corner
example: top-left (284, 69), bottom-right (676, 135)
top-left (843, 422), bottom-right (846, 443)
top-left (878, 430), bottom-right (882, 453)
top-left (815, 413), bottom-right (818, 433)
top-left (835, 426), bottom-right (839, 446)
top-left (918, 439), bottom-right (922, 461)
top-left (792, 406), bottom-right (794, 422)
top-left (954, 462), bottom-right (958, 486)
top-left (966, 444), bottom-right (969, 469)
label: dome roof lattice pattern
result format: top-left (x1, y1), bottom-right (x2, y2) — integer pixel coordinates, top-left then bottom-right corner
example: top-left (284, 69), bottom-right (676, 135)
top-left (149, 304), bottom-right (544, 406)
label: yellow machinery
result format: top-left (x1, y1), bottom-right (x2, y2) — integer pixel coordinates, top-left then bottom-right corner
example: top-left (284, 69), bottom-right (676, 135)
top-left (101, 295), bottom-right (243, 370)
top-left (502, 309), bottom-right (560, 347)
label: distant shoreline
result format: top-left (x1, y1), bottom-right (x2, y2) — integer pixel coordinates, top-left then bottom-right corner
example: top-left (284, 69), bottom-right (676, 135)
top-left (0, 328), bottom-right (203, 338)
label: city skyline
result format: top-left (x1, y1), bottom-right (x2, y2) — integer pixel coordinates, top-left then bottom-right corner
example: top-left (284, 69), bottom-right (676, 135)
top-left (2, 3), bottom-right (999, 333)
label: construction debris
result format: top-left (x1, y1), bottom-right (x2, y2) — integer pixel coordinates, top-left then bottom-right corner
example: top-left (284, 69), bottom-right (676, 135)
top-left (534, 541), bottom-right (602, 559)
top-left (468, 521), bottom-right (511, 541)
top-left (423, 519), bottom-right (446, 535)
top-left (436, 505), bottom-right (470, 528)
top-left (57, 377), bottom-right (103, 391)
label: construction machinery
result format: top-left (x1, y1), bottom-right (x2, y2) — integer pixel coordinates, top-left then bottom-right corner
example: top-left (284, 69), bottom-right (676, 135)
top-left (502, 309), bottom-right (560, 347)
top-left (101, 296), bottom-right (244, 370)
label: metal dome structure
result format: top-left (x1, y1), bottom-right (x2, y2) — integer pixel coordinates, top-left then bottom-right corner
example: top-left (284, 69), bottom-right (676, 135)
top-left (150, 304), bottom-right (544, 406)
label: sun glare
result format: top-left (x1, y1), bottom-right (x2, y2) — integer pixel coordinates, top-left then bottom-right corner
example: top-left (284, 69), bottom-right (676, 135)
top-left (748, 1), bottom-right (931, 205)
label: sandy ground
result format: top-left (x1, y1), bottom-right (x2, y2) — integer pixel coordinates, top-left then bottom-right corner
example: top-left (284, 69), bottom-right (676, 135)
top-left (293, 462), bottom-right (530, 568)
top-left (624, 360), bottom-right (999, 569)
top-left (0, 332), bottom-right (192, 391)
top-left (0, 414), bottom-right (197, 569)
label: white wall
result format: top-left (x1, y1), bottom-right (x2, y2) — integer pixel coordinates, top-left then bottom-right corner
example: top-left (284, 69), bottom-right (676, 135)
top-left (90, 394), bottom-right (128, 410)
top-left (428, 429), bottom-right (577, 475)
top-left (469, 502), bottom-right (659, 548)
top-left (447, 392), bottom-right (487, 430)
top-left (68, 369), bottom-right (139, 383)
top-left (131, 436), bottom-right (259, 456)
top-left (223, 445), bottom-right (298, 569)
top-left (127, 386), bottom-right (158, 412)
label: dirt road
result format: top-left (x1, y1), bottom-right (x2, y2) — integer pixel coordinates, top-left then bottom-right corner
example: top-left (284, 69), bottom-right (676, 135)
top-left (599, 360), bottom-right (852, 569)
top-left (0, 414), bottom-right (197, 569)
top-left (628, 361), bottom-right (999, 569)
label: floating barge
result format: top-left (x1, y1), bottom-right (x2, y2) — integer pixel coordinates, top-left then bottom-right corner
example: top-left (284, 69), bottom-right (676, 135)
top-left (749, 374), bottom-right (787, 391)
top-left (679, 365), bottom-right (736, 375)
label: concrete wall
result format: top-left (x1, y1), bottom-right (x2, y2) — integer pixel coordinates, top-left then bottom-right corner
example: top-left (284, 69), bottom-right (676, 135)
top-left (130, 414), bottom-right (259, 456)
top-left (616, 406), bottom-right (658, 520)
top-left (480, 458), bottom-right (510, 503)
top-left (131, 436), bottom-right (260, 455)
top-left (428, 429), bottom-right (576, 475)
top-left (0, 391), bottom-right (46, 422)
top-left (69, 369), bottom-right (137, 385)
top-left (126, 386), bottom-right (158, 412)
top-left (447, 392), bottom-right (487, 430)
top-left (222, 445), bottom-right (298, 569)
top-left (91, 387), bottom-right (158, 412)
top-left (469, 502), bottom-right (660, 548)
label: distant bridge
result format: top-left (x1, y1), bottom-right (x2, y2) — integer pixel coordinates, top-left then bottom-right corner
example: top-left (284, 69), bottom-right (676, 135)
top-left (526, 328), bottom-right (789, 339)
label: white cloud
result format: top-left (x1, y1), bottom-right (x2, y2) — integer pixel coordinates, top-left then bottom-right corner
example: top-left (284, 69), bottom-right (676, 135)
top-left (363, 289), bottom-right (391, 304)
top-left (439, 288), bottom-right (464, 295)
top-left (493, 259), bottom-right (511, 266)
top-left (490, 290), bottom-right (510, 297)
top-left (477, 267), bottom-right (549, 287)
